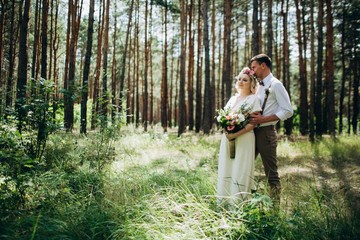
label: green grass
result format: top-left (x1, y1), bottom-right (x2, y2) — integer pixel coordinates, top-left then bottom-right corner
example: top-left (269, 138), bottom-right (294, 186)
top-left (1, 126), bottom-right (359, 239)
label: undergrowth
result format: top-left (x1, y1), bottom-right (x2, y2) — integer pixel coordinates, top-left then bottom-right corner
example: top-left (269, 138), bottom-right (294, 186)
top-left (1, 126), bottom-right (359, 239)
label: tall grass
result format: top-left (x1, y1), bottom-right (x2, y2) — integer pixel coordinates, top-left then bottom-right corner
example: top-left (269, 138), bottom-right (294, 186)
top-left (1, 127), bottom-right (359, 239)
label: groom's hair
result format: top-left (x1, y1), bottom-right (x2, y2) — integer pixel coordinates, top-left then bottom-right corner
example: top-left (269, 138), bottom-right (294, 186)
top-left (250, 54), bottom-right (272, 70)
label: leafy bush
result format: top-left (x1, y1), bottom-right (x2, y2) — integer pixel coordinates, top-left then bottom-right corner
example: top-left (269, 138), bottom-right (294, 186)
top-left (0, 78), bottom-right (61, 211)
top-left (0, 124), bottom-right (37, 210)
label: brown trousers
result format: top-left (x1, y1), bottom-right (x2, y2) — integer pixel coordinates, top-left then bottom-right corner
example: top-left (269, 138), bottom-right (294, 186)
top-left (254, 125), bottom-right (281, 191)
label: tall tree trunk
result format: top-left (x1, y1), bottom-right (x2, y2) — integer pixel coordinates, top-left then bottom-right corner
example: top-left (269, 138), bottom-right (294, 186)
top-left (0, 0), bottom-right (8, 116)
top-left (259, 0), bottom-right (262, 52)
top-left (78, 44), bottom-right (85, 104)
top-left (315, 0), bottom-right (323, 137)
top-left (52, 0), bottom-right (59, 122)
top-left (35, 1), bottom-right (41, 83)
top-left (352, 53), bottom-right (359, 134)
top-left (135, 2), bottom-right (140, 127)
top-left (195, 0), bottom-right (202, 132)
top-left (175, 55), bottom-right (180, 125)
top-left (63, 0), bottom-right (72, 129)
top-left (309, 0), bottom-right (315, 142)
top-left (119, 0), bottom-right (134, 113)
top-left (31, 0), bottom-right (40, 81)
top-left (224, 0), bottom-right (232, 102)
top-left (111, 1), bottom-right (117, 121)
top-left (339, 6), bottom-right (346, 134)
top-left (37, 0), bottom-right (49, 144)
top-left (80, 0), bottom-right (94, 134)
top-left (274, 1), bottom-right (280, 79)
top-left (16, 0), bottom-right (31, 132)
top-left (5, 0), bottom-right (16, 116)
top-left (267, 0), bottom-right (273, 60)
top-left (126, 31), bottom-right (132, 124)
top-left (217, 19), bottom-right (222, 110)
top-left (325, 0), bottom-right (335, 137)
top-left (234, 26), bottom-right (239, 78)
top-left (243, 4), bottom-right (248, 65)
top-left (282, 0), bottom-right (292, 135)
top-left (65, 0), bottom-right (83, 132)
top-left (295, 0), bottom-right (307, 135)
top-left (101, 0), bottom-right (110, 125)
top-left (350, 10), bottom-right (359, 134)
top-left (301, 0), bottom-right (308, 133)
top-left (40, 0), bottom-right (49, 81)
top-left (91, 0), bottom-right (104, 129)
top-left (178, 0), bottom-right (186, 136)
top-left (48, 0), bottom-right (53, 81)
top-left (252, 0), bottom-right (259, 55)
top-left (347, 61), bottom-right (352, 134)
top-left (221, 21), bottom-right (226, 107)
top-left (161, 3), bottom-right (168, 132)
top-left (149, 2), bottom-right (153, 126)
top-left (143, 0), bottom-right (149, 131)
top-left (202, 0), bottom-right (211, 134)
top-left (210, 0), bottom-right (216, 128)
top-left (168, 25), bottom-right (175, 128)
top-left (187, 0), bottom-right (194, 130)
top-left (183, 1), bottom-right (188, 127)
top-left (131, 25), bottom-right (136, 124)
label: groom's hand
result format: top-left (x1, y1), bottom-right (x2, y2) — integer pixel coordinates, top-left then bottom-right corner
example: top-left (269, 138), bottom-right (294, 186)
top-left (249, 112), bottom-right (263, 125)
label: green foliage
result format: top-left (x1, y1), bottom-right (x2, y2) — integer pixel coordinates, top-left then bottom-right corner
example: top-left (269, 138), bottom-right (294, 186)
top-left (152, 0), bottom-right (181, 14)
top-left (18, 78), bottom-right (61, 159)
top-left (0, 79), bottom-right (62, 214)
top-left (0, 124), bottom-right (37, 210)
top-left (1, 129), bottom-right (359, 239)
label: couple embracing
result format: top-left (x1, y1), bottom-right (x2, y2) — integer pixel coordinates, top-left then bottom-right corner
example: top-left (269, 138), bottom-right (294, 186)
top-left (216, 54), bottom-right (293, 207)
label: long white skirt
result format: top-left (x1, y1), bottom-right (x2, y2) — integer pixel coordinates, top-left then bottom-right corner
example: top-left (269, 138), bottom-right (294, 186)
top-left (217, 131), bottom-right (256, 206)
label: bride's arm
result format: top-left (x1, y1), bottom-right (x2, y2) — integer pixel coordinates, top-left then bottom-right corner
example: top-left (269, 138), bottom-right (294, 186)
top-left (225, 123), bottom-right (255, 141)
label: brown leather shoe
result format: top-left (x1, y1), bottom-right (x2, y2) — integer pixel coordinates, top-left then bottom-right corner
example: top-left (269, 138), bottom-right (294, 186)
top-left (270, 185), bottom-right (281, 205)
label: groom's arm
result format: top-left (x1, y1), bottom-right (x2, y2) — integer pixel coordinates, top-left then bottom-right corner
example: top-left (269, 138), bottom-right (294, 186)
top-left (273, 81), bottom-right (293, 121)
top-left (249, 112), bottom-right (279, 125)
top-left (249, 81), bottom-right (293, 125)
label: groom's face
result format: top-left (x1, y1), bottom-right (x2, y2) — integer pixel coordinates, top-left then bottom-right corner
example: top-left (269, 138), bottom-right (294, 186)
top-left (250, 61), bottom-right (264, 80)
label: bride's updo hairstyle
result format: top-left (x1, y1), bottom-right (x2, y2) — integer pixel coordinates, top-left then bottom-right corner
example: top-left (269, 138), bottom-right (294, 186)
top-left (235, 67), bottom-right (257, 93)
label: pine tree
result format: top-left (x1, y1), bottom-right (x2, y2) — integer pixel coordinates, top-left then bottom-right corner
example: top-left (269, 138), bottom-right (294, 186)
top-left (80, 0), bottom-right (94, 134)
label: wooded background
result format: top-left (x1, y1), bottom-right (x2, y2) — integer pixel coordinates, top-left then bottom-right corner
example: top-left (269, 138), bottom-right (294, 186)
top-left (0, 0), bottom-right (359, 138)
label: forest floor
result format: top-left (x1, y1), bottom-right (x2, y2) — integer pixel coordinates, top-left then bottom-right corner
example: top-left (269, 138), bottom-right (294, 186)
top-left (104, 126), bottom-right (360, 238)
top-left (1, 125), bottom-right (360, 239)
top-left (111, 126), bottom-right (360, 209)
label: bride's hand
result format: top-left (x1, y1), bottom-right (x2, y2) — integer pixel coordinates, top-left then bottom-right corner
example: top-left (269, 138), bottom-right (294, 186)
top-left (226, 132), bottom-right (236, 141)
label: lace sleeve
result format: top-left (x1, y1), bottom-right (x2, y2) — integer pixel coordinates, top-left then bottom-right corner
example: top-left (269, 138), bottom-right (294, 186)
top-left (224, 96), bottom-right (235, 110)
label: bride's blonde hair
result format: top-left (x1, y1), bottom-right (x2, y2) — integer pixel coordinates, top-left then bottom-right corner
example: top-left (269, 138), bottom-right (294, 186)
top-left (235, 67), bottom-right (257, 93)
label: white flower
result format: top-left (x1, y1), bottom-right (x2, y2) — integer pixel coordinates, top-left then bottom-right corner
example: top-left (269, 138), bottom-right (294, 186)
top-left (237, 113), bottom-right (245, 122)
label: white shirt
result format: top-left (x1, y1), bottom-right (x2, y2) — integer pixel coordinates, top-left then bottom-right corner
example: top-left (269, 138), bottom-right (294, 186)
top-left (255, 73), bottom-right (293, 127)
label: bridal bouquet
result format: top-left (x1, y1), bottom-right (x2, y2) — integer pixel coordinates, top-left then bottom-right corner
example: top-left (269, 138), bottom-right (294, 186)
top-left (216, 102), bottom-right (252, 133)
top-left (216, 102), bottom-right (252, 158)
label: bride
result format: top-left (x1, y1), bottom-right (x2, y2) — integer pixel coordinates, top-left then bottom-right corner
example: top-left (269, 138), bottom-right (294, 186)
top-left (217, 67), bottom-right (261, 207)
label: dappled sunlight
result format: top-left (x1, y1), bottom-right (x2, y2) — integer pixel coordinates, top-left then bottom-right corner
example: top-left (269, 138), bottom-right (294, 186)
top-left (280, 166), bottom-right (312, 177)
top-left (110, 131), bottom-right (221, 177)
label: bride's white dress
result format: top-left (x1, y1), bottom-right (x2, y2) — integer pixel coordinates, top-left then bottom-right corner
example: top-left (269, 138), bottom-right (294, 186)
top-left (217, 94), bottom-right (261, 205)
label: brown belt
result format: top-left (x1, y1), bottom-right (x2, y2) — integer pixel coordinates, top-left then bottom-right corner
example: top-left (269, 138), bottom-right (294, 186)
top-left (255, 125), bottom-right (275, 130)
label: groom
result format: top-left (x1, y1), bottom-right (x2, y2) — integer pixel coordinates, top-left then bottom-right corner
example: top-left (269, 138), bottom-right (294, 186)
top-left (249, 54), bottom-right (293, 200)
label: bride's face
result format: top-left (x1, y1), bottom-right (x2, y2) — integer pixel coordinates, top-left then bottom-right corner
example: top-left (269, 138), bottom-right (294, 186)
top-left (236, 74), bottom-right (251, 92)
